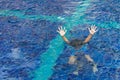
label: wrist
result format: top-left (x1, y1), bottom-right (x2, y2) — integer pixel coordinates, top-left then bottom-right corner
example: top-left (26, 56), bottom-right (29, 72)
top-left (90, 33), bottom-right (93, 36)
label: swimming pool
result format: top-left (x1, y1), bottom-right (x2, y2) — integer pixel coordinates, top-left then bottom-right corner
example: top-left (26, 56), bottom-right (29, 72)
top-left (0, 0), bottom-right (120, 80)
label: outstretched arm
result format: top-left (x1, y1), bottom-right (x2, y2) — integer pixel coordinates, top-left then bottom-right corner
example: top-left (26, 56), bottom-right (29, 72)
top-left (83, 25), bottom-right (98, 44)
top-left (57, 26), bottom-right (70, 44)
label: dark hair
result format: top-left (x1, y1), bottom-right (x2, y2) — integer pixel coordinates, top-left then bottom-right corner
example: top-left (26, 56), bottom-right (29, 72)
top-left (69, 39), bottom-right (84, 49)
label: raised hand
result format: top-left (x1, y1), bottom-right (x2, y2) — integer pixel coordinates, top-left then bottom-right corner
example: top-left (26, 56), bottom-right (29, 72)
top-left (88, 25), bottom-right (98, 35)
top-left (57, 26), bottom-right (67, 36)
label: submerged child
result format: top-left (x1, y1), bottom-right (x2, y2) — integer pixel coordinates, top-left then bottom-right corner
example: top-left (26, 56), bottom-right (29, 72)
top-left (57, 25), bottom-right (98, 75)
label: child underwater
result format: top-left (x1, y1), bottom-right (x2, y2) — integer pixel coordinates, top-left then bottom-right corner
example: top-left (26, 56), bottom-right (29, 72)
top-left (57, 25), bottom-right (98, 75)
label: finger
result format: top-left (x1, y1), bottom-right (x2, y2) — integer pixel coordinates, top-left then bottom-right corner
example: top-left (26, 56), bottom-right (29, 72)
top-left (92, 25), bottom-right (97, 30)
top-left (93, 25), bottom-right (95, 27)
top-left (92, 25), bottom-right (95, 29)
top-left (91, 25), bottom-right (94, 27)
top-left (91, 25), bottom-right (94, 29)
top-left (94, 26), bottom-right (97, 29)
top-left (57, 30), bottom-right (60, 33)
top-left (94, 27), bottom-right (97, 31)
top-left (60, 26), bottom-right (62, 30)
top-left (58, 27), bottom-right (61, 30)
top-left (65, 30), bottom-right (67, 33)
top-left (64, 27), bottom-right (66, 31)
top-left (88, 27), bottom-right (91, 31)
top-left (95, 29), bottom-right (98, 32)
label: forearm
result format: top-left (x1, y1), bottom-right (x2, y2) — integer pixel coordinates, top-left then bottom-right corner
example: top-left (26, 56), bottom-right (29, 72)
top-left (83, 34), bottom-right (93, 43)
top-left (62, 36), bottom-right (70, 44)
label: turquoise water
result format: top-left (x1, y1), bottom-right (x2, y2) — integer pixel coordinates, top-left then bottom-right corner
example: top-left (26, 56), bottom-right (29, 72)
top-left (0, 0), bottom-right (120, 80)
top-left (33, 1), bottom-right (92, 80)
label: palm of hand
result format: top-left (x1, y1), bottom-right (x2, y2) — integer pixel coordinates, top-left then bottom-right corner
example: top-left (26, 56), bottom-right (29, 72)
top-left (57, 26), bottom-right (67, 36)
top-left (88, 25), bottom-right (98, 35)
top-left (59, 30), bottom-right (65, 36)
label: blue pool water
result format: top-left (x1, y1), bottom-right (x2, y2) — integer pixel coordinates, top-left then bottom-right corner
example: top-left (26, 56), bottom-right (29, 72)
top-left (0, 0), bottom-right (120, 80)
